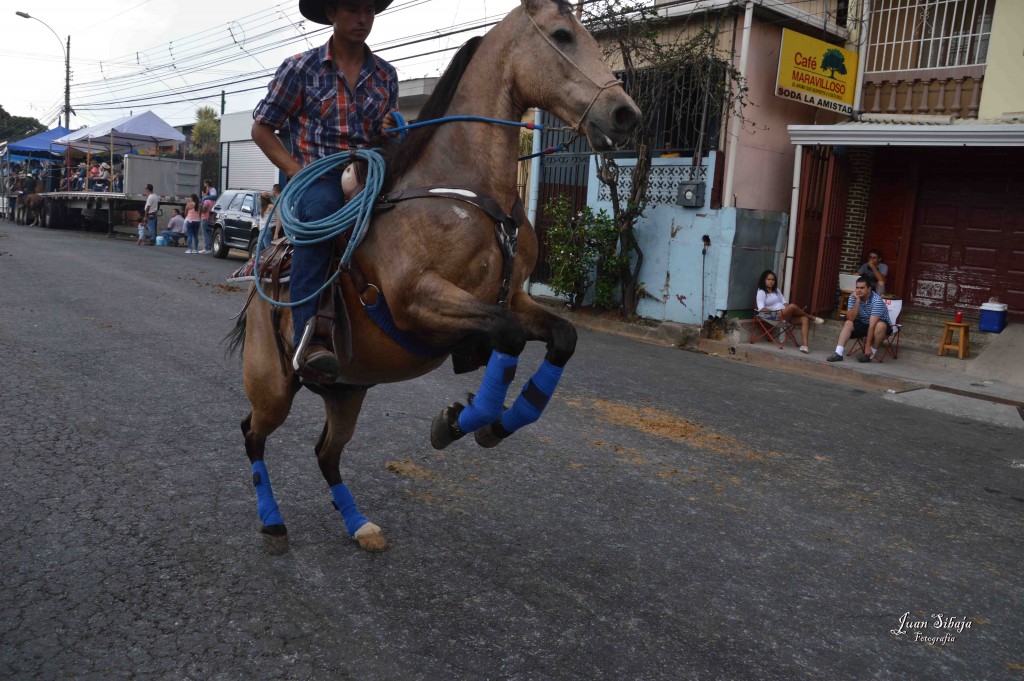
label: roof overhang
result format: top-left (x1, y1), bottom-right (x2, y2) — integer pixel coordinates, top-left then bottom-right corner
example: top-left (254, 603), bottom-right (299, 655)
top-left (789, 122), bottom-right (1024, 147)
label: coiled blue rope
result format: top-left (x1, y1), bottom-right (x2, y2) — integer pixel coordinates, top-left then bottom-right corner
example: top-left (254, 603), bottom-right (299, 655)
top-left (252, 147), bottom-right (385, 308)
top-left (252, 111), bottom-right (558, 308)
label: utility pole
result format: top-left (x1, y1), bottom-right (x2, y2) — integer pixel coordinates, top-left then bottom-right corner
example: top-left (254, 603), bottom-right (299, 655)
top-left (65, 35), bottom-right (71, 128)
top-left (15, 12), bottom-right (71, 128)
top-left (221, 90), bottom-right (226, 116)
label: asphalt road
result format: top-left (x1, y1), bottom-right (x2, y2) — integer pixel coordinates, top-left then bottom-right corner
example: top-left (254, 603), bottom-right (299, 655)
top-left (1, 221), bottom-right (1022, 680)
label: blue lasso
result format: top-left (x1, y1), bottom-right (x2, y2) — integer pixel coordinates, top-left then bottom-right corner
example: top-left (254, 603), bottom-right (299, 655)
top-left (253, 147), bottom-right (386, 308)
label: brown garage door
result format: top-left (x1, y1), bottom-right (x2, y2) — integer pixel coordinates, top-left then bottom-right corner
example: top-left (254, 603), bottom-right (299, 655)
top-left (908, 149), bottom-right (1024, 317)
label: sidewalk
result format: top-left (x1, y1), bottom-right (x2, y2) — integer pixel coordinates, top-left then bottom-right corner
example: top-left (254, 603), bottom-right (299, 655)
top-left (540, 299), bottom-right (1024, 430)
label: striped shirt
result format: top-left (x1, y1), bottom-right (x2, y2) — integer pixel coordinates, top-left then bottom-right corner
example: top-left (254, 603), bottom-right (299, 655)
top-left (847, 291), bottom-right (891, 325)
top-left (253, 40), bottom-right (398, 167)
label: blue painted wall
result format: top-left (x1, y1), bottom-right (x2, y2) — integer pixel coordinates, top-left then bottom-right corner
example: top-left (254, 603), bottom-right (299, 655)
top-left (582, 152), bottom-right (788, 325)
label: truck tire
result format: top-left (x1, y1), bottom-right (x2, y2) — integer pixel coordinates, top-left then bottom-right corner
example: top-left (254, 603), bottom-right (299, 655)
top-left (248, 232), bottom-right (259, 260)
top-left (212, 227), bottom-right (229, 259)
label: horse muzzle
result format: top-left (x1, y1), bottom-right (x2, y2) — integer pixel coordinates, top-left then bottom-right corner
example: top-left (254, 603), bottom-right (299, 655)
top-left (585, 95), bottom-right (642, 151)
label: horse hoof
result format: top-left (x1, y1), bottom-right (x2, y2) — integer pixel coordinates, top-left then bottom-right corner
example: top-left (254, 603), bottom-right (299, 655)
top-left (260, 524), bottom-right (289, 555)
top-left (474, 421), bottom-right (508, 449)
top-left (430, 402), bottom-right (466, 450)
top-left (354, 522), bottom-right (388, 552)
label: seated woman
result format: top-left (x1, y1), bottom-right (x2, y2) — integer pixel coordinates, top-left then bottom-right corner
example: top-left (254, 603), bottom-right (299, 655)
top-left (756, 269), bottom-right (824, 354)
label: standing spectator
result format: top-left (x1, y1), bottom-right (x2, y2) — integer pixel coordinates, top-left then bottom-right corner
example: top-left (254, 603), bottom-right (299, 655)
top-left (183, 194), bottom-right (202, 253)
top-left (199, 192), bottom-right (215, 254)
top-left (142, 184), bottom-right (159, 245)
top-left (161, 208), bottom-right (187, 246)
top-left (200, 179), bottom-right (217, 253)
top-left (259, 185), bottom-right (283, 250)
top-left (270, 183), bottom-right (282, 238)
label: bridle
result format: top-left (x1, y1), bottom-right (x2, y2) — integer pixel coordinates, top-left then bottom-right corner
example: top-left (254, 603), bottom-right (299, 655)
top-left (526, 10), bottom-right (624, 135)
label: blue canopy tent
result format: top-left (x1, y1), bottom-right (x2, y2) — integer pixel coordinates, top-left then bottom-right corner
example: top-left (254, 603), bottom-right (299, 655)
top-left (3, 126), bottom-right (71, 158)
top-left (2, 127), bottom-right (72, 205)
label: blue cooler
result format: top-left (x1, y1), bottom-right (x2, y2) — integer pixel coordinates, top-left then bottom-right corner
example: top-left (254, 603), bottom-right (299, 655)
top-left (155, 236), bottom-right (167, 246)
top-left (979, 302), bottom-right (1007, 333)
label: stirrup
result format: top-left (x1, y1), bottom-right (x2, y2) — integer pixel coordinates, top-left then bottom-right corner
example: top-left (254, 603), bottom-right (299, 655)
top-left (293, 321), bottom-right (340, 384)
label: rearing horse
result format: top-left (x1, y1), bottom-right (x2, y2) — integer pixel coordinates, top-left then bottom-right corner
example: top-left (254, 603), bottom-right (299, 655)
top-left (229, 0), bottom-right (641, 553)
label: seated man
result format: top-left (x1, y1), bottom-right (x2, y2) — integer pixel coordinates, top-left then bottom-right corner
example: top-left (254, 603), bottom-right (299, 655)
top-left (857, 249), bottom-right (888, 295)
top-left (160, 208), bottom-right (187, 246)
top-left (827, 276), bottom-right (892, 363)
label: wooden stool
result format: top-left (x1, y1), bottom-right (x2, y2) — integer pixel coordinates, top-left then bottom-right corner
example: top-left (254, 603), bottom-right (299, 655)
top-left (938, 322), bottom-right (971, 359)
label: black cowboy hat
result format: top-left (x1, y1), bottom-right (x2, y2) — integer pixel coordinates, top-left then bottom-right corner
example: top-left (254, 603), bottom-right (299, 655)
top-left (299, 0), bottom-right (393, 26)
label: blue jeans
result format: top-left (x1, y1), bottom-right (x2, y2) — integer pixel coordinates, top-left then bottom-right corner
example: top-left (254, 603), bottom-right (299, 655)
top-left (161, 230), bottom-right (185, 246)
top-left (201, 218), bottom-right (212, 251)
top-left (185, 221), bottom-right (200, 251)
top-left (290, 171), bottom-right (342, 348)
top-left (146, 216), bottom-right (157, 241)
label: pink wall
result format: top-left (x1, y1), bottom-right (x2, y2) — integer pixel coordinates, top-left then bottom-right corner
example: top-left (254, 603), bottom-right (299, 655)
top-left (730, 21), bottom-right (839, 212)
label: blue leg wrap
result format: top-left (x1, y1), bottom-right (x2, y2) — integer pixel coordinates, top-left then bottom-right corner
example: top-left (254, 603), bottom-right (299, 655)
top-left (457, 351), bottom-right (519, 433)
top-left (331, 482), bottom-right (369, 537)
top-left (499, 359), bottom-right (564, 434)
top-left (251, 460), bottom-right (284, 527)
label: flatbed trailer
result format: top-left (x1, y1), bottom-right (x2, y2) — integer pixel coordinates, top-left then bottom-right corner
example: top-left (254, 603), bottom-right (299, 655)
top-left (18, 156), bottom-right (201, 235)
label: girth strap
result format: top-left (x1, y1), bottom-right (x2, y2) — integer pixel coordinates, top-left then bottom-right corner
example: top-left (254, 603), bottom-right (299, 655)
top-left (379, 187), bottom-right (526, 306)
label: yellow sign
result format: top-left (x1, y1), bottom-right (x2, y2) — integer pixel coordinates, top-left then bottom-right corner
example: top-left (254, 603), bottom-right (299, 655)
top-left (776, 29), bottom-right (859, 115)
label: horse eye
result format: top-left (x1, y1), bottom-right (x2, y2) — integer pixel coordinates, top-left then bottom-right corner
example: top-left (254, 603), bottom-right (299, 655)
top-left (552, 29), bottom-right (573, 45)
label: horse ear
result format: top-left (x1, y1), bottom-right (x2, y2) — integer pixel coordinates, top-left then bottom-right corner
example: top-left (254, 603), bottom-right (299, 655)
top-left (520, 0), bottom-right (547, 14)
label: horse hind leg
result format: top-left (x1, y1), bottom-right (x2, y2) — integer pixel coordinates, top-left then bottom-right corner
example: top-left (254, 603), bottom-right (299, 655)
top-left (315, 387), bottom-right (387, 552)
top-left (475, 293), bottom-right (576, 448)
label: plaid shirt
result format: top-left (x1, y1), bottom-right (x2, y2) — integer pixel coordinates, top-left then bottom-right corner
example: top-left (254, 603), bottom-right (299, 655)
top-left (253, 40), bottom-right (398, 167)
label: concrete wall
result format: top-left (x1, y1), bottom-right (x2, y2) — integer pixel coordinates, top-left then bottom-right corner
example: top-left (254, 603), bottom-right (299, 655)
top-left (559, 153), bottom-right (786, 325)
top-left (978, 0), bottom-right (1024, 119)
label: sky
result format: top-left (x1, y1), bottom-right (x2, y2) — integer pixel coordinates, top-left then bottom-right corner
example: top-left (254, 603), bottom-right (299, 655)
top-left (0, 0), bottom-right (523, 132)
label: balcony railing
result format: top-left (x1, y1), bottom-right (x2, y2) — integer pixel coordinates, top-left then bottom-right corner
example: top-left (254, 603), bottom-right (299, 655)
top-left (863, 0), bottom-right (991, 118)
top-left (862, 66), bottom-right (983, 117)
top-left (867, 0), bottom-right (992, 73)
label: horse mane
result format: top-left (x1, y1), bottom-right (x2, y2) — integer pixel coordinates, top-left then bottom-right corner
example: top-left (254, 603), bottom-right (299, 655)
top-left (382, 36), bottom-right (484, 189)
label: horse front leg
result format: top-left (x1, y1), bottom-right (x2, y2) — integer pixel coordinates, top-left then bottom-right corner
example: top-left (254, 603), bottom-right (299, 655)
top-left (475, 292), bottom-right (576, 448)
top-left (316, 387), bottom-right (387, 552)
top-left (393, 273), bottom-right (527, 450)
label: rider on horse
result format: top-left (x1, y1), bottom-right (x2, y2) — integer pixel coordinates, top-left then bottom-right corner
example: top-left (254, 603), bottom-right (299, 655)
top-left (251, 0), bottom-right (400, 384)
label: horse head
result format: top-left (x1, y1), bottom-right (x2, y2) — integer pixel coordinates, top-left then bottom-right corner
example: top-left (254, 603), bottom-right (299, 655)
top-left (506, 0), bottom-right (641, 151)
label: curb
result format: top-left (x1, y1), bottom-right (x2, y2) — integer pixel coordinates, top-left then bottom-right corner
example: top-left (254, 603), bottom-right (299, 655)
top-left (533, 298), bottom-right (700, 348)
top-left (695, 338), bottom-right (926, 393)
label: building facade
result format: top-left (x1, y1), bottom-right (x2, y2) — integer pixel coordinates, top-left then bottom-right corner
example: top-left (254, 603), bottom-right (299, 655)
top-left (789, 0), bottom-right (1024, 320)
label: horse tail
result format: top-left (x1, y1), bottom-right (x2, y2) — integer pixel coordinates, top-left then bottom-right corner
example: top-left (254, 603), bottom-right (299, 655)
top-left (224, 310), bottom-right (247, 357)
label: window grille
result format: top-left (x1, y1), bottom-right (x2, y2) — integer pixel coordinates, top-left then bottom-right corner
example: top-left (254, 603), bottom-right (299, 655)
top-left (867, 0), bottom-right (993, 73)
top-left (618, 62), bottom-right (726, 157)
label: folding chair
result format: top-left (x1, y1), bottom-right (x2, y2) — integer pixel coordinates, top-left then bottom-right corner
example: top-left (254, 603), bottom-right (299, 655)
top-left (749, 311), bottom-right (800, 349)
top-left (850, 300), bottom-right (903, 361)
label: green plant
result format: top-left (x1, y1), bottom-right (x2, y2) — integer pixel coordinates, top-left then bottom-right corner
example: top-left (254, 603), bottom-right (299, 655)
top-left (544, 195), bottom-right (622, 310)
